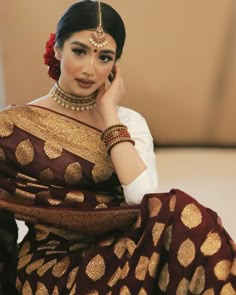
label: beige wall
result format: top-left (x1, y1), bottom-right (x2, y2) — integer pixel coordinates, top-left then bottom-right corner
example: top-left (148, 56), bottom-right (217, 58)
top-left (1, 0), bottom-right (236, 145)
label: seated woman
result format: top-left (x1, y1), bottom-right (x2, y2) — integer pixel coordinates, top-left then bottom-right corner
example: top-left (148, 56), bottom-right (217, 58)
top-left (0, 1), bottom-right (235, 294)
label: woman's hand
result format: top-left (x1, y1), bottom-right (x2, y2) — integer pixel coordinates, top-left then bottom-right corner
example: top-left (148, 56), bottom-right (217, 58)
top-left (96, 63), bottom-right (124, 127)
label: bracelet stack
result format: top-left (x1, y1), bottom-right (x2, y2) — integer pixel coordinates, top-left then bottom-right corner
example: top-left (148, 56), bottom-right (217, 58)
top-left (101, 124), bottom-right (135, 155)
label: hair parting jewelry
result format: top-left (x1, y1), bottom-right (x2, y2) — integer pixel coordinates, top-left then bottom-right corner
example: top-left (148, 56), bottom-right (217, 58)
top-left (49, 83), bottom-right (97, 111)
top-left (89, 1), bottom-right (108, 48)
top-left (101, 124), bottom-right (135, 155)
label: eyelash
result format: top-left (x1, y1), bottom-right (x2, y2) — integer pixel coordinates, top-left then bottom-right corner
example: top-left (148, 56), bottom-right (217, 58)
top-left (72, 48), bottom-right (113, 63)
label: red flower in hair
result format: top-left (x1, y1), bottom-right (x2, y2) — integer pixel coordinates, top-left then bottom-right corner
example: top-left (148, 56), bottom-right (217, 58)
top-left (43, 33), bottom-right (61, 81)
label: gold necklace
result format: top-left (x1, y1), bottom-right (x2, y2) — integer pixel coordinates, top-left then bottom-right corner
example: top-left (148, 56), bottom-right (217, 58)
top-left (49, 83), bottom-right (97, 111)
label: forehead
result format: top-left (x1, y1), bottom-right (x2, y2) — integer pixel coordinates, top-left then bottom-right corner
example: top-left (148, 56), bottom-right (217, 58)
top-left (67, 30), bottom-right (117, 51)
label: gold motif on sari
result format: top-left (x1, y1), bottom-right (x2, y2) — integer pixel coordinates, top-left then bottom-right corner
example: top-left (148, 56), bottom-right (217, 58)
top-left (16, 276), bottom-right (22, 292)
top-left (214, 259), bottom-right (231, 280)
top-left (152, 222), bottom-right (165, 246)
top-left (220, 283), bottom-right (235, 294)
top-left (176, 278), bottom-right (189, 295)
top-left (148, 197), bottom-right (162, 217)
top-left (121, 262), bottom-right (130, 280)
top-left (200, 232), bottom-right (222, 256)
top-left (85, 254), bottom-right (106, 281)
top-left (44, 140), bottom-right (63, 159)
top-left (169, 195), bottom-right (176, 212)
top-left (37, 259), bottom-right (57, 277)
top-left (22, 280), bottom-right (33, 295)
top-left (40, 168), bottom-right (55, 182)
top-left (66, 266), bottom-right (79, 290)
top-left (125, 238), bottom-right (136, 256)
top-left (181, 203), bottom-right (202, 229)
top-left (19, 241), bottom-right (31, 258)
top-left (86, 291), bottom-right (99, 295)
top-left (138, 288), bottom-right (148, 295)
top-left (0, 113), bottom-right (14, 137)
top-left (0, 146), bottom-right (6, 160)
top-left (69, 283), bottom-right (77, 295)
top-left (189, 266), bottom-right (205, 294)
top-left (202, 289), bottom-right (215, 295)
top-left (158, 263), bottom-right (170, 292)
top-left (114, 238), bottom-right (127, 259)
top-left (148, 252), bottom-right (160, 278)
top-left (52, 286), bottom-right (60, 295)
top-left (15, 188), bottom-right (35, 204)
top-left (231, 258), bottom-right (236, 275)
top-left (177, 238), bottom-right (196, 267)
top-left (64, 162), bottom-right (82, 185)
top-left (36, 282), bottom-right (49, 295)
top-left (15, 139), bottom-right (34, 166)
top-left (108, 266), bottom-right (122, 287)
top-left (92, 163), bottom-right (113, 183)
top-left (26, 258), bottom-right (45, 275)
top-left (17, 254), bottom-right (34, 270)
top-left (120, 286), bottom-right (131, 295)
top-left (163, 225), bottom-right (172, 251)
top-left (17, 172), bottom-right (37, 182)
top-left (52, 256), bottom-right (70, 278)
top-left (135, 256), bottom-right (149, 281)
top-left (66, 192), bottom-right (85, 203)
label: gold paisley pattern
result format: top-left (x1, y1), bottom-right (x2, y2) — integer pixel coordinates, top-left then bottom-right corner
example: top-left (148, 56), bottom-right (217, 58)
top-left (52, 256), bottom-right (70, 278)
top-left (181, 203), bottom-right (202, 229)
top-left (0, 146), bottom-right (6, 160)
top-left (44, 140), bottom-right (63, 159)
top-left (176, 278), bottom-right (189, 295)
top-left (135, 256), bottom-right (149, 280)
top-left (64, 162), bottom-right (82, 185)
top-left (214, 259), bottom-right (231, 280)
top-left (0, 113), bottom-right (14, 137)
top-left (178, 238), bottom-right (196, 267)
top-left (200, 232), bottom-right (222, 256)
top-left (189, 266), bottom-right (205, 294)
top-left (65, 192), bottom-right (85, 203)
top-left (92, 163), bottom-right (113, 183)
top-left (85, 254), bottom-right (106, 281)
top-left (152, 222), bottom-right (165, 246)
top-left (158, 263), bottom-right (170, 292)
top-left (15, 139), bottom-right (34, 166)
top-left (148, 197), bottom-right (162, 217)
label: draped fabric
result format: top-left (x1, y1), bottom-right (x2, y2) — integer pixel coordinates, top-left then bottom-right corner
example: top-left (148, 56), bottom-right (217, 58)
top-left (0, 105), bottom-right (236, 294)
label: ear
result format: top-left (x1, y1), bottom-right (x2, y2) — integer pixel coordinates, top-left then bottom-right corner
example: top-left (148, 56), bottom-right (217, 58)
top-left (54, 45), bottom-right (61, 61)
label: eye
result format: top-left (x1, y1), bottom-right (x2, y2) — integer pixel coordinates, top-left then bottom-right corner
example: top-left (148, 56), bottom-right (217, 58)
top-left (72, 48), bottom-right (86, 56)
top-left (99, 55), bottom-right (113, 63)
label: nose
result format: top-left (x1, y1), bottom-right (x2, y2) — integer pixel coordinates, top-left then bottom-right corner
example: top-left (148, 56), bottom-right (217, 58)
top-left (82, 56), bottom-right (95, 77)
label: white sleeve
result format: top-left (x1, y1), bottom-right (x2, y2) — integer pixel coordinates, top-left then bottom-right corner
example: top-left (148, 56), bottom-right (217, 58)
top-left (118, 107), bottom-right (158, 205)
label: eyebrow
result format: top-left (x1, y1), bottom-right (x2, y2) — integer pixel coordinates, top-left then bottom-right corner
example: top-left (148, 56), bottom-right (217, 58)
top-left (70, 41), bottom-right (116, 56)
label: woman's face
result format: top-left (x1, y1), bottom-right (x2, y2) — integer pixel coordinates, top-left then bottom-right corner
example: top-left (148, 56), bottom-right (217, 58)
top-left (55, 30), bottom-right (117, 96)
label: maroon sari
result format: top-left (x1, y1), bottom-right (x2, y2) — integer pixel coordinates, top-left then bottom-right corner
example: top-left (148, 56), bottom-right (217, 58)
top-left (0, 105), bottom-right (235, 294)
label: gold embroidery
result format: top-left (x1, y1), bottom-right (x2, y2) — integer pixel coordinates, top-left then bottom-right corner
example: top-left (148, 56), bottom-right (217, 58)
top-left (35, 282), bottom-right (49, 295)
top-left (37, 259), bottom-right (57, 277)
top-left (67, 266), bottom-right (79, 290)
top-left (19, 241), bottom-right (31, 258)
top-left (69, 283), bottom-right (77, 295)
top-left (0, 146), bottom-right (6, 160)
top-left (15, 139), bottom-right (34, 166)
top-left (108, 267), bottom-right (122, 287)
top-left (138, 288), bottom-right (148, 295)
top-left (52, 256), bottom-right (70, 278)
top-left (125, 238), bottom-right (136, 256)
top-left (92, 163), bottom-right (113, 183)
top-left (114, 239), bottom-right (126, 259)
top-left (85, 254), bottom-right (106, 281)
top-left (36, 228), bottom-right (49, 241)
top-left (44, 140), bottom-right (63, 159)
top-left (120, 286), bottom-right (131, 295)
top-left (121, 262), bottom-right (130, 279)
top-left (52, 286), bottom-right (60, 295)
top-left (64, 162), bottom-right (82, 185)
top-left (176, 278), bottom-right (189, 295)
top-left (202, 289), bottom-right (215, 295)
top-left (148, 197), bottom-right (162, 217)
top-left (148, 252), bottom-right (160, 278)
top-left (37, 245), bottom-right (57, 251)
top-left (66, 192), bottom-right (85, 203)
top-left (22, 280), bottom-right (33, 295)
top-left (40, 168), bottom-right (55, 182)
top-left (181, 203), bottom-right (202, 229)
top-left (17, 172), bottom-right (37, 182)
top-left (163, 225), bottom-right (172, 251)
top-left (158, 263), bottom-right (170, 292)
top-left (17, 254), bottom-right (33, 270)
top-left (169, 195), bottom-right (176, 212)
top-left (135, 256), bottom-right (149, 281)
top-left (220, 283), bottom-right (235, 295)
top-left (214, 260), bottom-right (231, 280)
top-left (231, 258), bottom-right (236, 275)
top-left (26, 182), bottom-right (49, 189)
top-left (200, 232), bottom-right (222, 256)
top-left (177, 238), bottom-right (196, 267)
top-left (0, 113), bottom-right (14, 137)
top-left (26, 258), bottom-right (45, 274)
top-left (48, 198), bottom-right (63, 206)
top-left (189, 266), bottom-right (205, 294)
top-left (46, 250), bottom-right (67, 255)
top-left (152, 222), bottom-right (165, 246)
top-left (15, 188), bottom-right (35, 204)
top-left (86, 291), bottom-right (99, 295)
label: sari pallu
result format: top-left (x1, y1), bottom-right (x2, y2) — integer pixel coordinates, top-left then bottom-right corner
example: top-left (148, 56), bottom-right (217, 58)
top-left (0, 105), bottom-right (236, 294)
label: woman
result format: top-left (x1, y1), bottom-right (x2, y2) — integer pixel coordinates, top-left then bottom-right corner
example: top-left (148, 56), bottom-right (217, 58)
top-left (0, 1), bottom-right (235, 294)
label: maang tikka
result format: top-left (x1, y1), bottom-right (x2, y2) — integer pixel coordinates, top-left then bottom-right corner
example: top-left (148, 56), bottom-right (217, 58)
top-left (89, 1), bottom-right (108, 48)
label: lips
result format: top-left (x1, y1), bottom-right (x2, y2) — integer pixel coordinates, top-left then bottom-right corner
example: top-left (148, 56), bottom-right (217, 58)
top-left (76, 78), bottom-right (95, 89)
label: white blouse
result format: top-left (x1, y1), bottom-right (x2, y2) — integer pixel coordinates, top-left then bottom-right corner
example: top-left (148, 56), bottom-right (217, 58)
top-left (118, 106), bottom-right (158, 205)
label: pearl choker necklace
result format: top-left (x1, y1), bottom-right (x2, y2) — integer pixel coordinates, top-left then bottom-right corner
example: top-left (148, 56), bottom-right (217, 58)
top-left (49, 83), bottom-right (97, 111)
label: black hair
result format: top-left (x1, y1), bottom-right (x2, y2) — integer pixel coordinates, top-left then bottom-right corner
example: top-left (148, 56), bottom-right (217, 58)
top-left (56, 0), bottom-right (126, 59)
